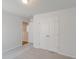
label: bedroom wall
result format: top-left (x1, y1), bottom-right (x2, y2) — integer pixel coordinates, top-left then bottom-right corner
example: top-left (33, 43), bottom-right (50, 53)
top-left (28, 21), bottom-right (34, 43)
top-left (58, 8), bottom-right (76, 58)
top-left (2, 10), bottom-right (29, 53)
top-left (33, 7), bottom-right (76, 58)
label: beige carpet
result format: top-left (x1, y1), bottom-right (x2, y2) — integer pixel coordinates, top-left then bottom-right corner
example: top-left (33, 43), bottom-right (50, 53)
top-left (14, 47), bottom-right (75, 59)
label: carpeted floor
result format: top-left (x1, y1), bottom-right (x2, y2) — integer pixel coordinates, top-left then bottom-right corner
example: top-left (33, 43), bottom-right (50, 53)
top-left (3, 44), bottom-right (75, 59)
top-left (14, 47), bottom-right (75, 59)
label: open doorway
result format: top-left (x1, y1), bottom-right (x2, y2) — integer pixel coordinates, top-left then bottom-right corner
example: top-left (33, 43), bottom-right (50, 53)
top-left (21, 21), bottom-right (29, 46)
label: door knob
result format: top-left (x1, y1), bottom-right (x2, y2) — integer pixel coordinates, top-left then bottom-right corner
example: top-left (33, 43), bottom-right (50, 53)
top-left (46, 35), bottom-right (50, 37)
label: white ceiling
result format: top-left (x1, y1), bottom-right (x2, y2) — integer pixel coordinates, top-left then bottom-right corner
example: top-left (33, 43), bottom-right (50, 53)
top-left (2, 0), bottom-right (76, 17)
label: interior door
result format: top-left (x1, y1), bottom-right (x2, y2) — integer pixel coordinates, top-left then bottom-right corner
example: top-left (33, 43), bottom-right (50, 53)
top-left (39, 17), bottom-right (58, 52)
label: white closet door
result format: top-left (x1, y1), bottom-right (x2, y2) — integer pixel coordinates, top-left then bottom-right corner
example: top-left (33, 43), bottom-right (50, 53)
top-left (39, 16), bottom-right (58, 52)
top-left (33, 17), bottom-right (40, 48)
top-left (39, 19), bottom-right (50, 49)
top-left (49, 17), bottom-right (59, 52)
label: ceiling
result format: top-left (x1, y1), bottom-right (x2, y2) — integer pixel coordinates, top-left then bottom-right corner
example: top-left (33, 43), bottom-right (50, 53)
top-left (2, 0), bottom-right (76, 17)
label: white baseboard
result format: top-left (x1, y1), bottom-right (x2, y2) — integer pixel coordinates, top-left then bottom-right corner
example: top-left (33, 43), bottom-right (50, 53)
top-left (56, 51), bottom-right (76, 58)
top-left (3, 44), bottom-right (22, 55)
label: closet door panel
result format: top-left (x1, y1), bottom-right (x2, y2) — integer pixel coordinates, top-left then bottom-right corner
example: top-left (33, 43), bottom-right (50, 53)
top-left (39, 16), bottom-right (58, 52)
